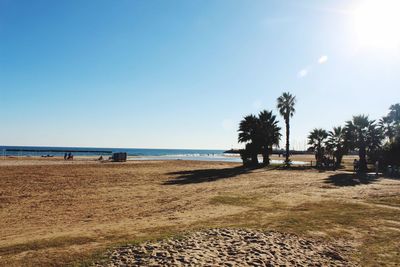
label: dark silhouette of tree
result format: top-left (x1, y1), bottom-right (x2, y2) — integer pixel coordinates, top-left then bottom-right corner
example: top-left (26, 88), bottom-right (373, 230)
top-left (326, 126), bottom-right (347, 167)
top-left (378, 104), bottom-right (400, 171)
top-left (238, 110), bottom-right (281, 166)
top-left (366, 120), bottom-right (384, 162)
top-left (382, 136), bottom-right (400, 166)
top-left (277, 92), bottom-right (296, 165)
top-left (238, 115), bottom-right (260, 165)
top-left (388, 103), bottom-right (400, 124)
top-left (379, 116), bottom-right (395, 143)
top-left (379, 103), bottom-right (400, 144)
top-left (258, 110), bottom-right (281, 165)
top-left (345, 115), bottom-right (382, 172)
top-left (308, 128), bottom-right (328, 166)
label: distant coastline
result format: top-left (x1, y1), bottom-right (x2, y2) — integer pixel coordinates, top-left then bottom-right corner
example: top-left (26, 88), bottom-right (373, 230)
top-left (223, 148), bottom-right (312, 155)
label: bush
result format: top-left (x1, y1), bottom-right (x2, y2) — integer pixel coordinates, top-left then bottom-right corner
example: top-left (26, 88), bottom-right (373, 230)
top-left (382, 139), bottom-right (400, 166)
top-left (239, 149), bottom-right (253, 167)
top-left (239, 144), bottom-right (260, 167)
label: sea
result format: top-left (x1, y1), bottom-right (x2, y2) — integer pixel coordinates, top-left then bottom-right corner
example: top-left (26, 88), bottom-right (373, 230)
top-left (0, 146), bottom-right (306, 164)
top-left (0, 146), bottom-right (237, 162)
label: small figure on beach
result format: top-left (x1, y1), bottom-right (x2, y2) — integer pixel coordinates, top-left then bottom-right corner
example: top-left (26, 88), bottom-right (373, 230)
top-left (67, 153), bottom-right (73, 160)
top-left (64, 153), bottom-right (68, 160)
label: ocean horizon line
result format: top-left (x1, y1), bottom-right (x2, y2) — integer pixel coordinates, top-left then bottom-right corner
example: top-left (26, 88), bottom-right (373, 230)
top-left (0, 145), bottom-right (229, 152)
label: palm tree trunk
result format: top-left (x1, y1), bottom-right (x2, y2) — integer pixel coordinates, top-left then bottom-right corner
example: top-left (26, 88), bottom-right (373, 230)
top-left (262, 152), bottom-right (268, 165)
top-left (285, 118), bottom-right (290, 164)
top-left (250, 143), bottom-right (259, 165)
top-left (335, 151), bottom-right (343, 168)
top-left (262, 147), bottom-right (270, 165)
top-left (317, 142), bottom-right (326, 167)
top-left (359, 145), bottom-right (367, 172)
top-left (252, 153), bottom-right (259, 165)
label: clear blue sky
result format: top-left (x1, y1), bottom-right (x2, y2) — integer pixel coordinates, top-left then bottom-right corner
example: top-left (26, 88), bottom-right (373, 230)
top-left (1, 0), bottom-right (399, 149)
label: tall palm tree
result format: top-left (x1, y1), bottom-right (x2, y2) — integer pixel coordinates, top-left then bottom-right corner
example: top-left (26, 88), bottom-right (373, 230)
top-left (326, 126), bottom-right (346, 167)
top-left (307, 128), bottom-right (328, 165)
top-left (258, 110), bottom-right (281, 165)
top-left (345, 115), bottom-right (382, 172)
top-left (238, 115), bottom-right (260, 164)
top-left (277, 92), bottom-right (296, 165)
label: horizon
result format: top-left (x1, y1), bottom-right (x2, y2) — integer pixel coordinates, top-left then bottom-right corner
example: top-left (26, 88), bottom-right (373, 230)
top-left (0, 144), bottom-right (227, 151)
top-left (0, 144), bottom-right (313, 152)
top-left (1, 0), bottom-right (400, 149)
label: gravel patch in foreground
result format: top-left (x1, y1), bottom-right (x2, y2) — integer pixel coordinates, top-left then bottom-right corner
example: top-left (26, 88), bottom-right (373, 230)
top-left (93, 228), bottom-right (355, 266)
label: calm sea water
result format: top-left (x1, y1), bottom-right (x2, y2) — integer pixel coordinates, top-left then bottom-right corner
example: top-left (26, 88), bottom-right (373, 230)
top-left (0, 146), bottom-right (307, 164)
top-left (0, 146), bottom-right (224, 157)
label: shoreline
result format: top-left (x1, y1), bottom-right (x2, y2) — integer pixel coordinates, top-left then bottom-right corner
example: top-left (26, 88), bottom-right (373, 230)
top-left (0, 154), bottom-right (359, 171)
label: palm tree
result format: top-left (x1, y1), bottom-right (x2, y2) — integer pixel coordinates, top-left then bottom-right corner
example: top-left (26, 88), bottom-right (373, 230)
top-left (385, 103), bottom-right (400, 141)
top-left (345, 115), bottom-right (382, 172)
top-left (258, 110), bottom-right (281, 165)
top-left (388, 103), bottom-right (400, 124)
top-left (277, 92), bottom-right (296, 165)
top-left (238, 115), bottom-right (260, 164)
top-left (379, 116), bottom-right (394, 143)
top-left (307, 128), bottom-right (328, 165)
top-left (366, 120), bottom-right (384, 162)
top-left (326, 126), bottom-right (346, 167)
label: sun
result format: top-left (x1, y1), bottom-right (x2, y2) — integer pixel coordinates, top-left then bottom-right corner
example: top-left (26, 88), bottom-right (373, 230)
top-left (354, 0), bottom-right (400, 49)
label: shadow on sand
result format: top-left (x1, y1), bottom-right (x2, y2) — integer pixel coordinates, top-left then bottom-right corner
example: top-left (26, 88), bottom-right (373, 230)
top-left (164, 165), bottom-right (381, 186)
top-left (324, 173), bottom-right (379, 187)
top-left (163, 165), bottom-right (256, 185)
top-left (163, 164), bottom-right (318, 185)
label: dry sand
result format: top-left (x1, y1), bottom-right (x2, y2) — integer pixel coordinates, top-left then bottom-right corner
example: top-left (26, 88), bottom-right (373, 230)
top-left (94, 228), bottom-right (353, 266)
top-left (0, 157), bottom-right (399, 266)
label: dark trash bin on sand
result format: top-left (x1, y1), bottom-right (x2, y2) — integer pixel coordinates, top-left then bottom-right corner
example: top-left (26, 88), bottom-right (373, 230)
top-left (111, 152), bottom-right (127, 162)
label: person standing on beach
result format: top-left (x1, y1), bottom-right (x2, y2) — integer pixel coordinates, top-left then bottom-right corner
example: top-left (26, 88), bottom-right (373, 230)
top-left (375, 160), bottom-right (379, 176)
top-left (64, 153), bottom-right (67, 160)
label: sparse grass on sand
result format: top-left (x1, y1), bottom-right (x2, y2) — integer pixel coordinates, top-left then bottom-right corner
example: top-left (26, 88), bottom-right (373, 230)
top-left (0, 157), bottom-right (399, 266)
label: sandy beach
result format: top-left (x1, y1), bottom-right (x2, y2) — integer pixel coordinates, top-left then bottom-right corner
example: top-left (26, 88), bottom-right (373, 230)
top-left (94, 228), bottom-right (354, 266)
top-left (3, 0), bottom-right (400, 265)
top-left (0, 158), bottom-right (399, 266)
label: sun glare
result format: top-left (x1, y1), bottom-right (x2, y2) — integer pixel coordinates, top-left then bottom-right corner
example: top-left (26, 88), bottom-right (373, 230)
top-left (354, 0), bottom-right (400, 49)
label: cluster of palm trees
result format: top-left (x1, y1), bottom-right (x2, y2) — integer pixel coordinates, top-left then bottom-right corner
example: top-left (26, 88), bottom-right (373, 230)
top-left (307, 104), bottom-right (400, 172)
top-left (238, 92), bottom-right (296, 166)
